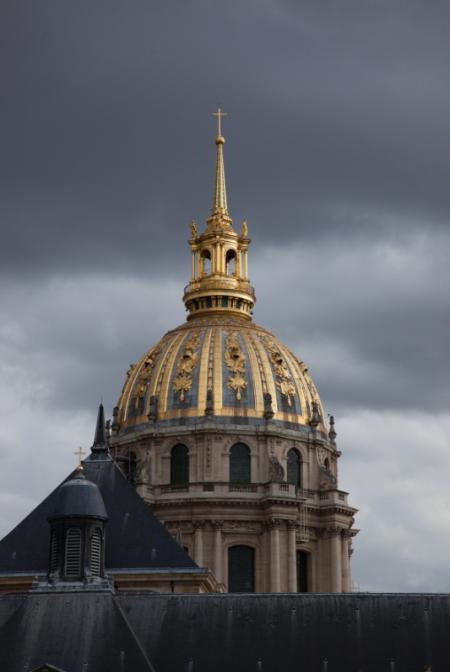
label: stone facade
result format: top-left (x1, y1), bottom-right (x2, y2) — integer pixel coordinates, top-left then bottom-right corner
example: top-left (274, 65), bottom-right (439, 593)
top-left (110, 418), bottom-right (357, 593)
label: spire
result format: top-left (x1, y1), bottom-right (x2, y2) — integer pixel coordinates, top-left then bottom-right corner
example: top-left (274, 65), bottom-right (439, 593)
top-left (91, 403), bottom-right (107, 452)
top-left (211, 107), bottom-right (228, 215)
top-left (183, 110), bottom-right (256, 320)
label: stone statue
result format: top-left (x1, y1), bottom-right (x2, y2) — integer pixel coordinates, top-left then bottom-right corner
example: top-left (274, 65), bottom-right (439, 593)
top-left (240, 220), bottom-right (248, 237)
top-left (136, 451), bottom-right (151, 485)
top-left (269, 454), bottom-right (284, 482)
top-left (190, 220), bottom-right (198, 238)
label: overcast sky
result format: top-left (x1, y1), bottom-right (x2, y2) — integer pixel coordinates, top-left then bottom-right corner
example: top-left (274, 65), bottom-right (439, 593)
top-left (1, 0), bottom-right (450, 592)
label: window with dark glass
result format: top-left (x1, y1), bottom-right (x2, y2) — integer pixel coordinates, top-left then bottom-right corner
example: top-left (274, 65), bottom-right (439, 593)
top-left (170, 444), bottom-right (189, 485)
top-left (287, 448), bottom-right (302, 487)
top-left (65, 528), bottom-right (82, 578)
top-left (296, 550), bottom-right (309, 592)
top-left (230, 443), bottom-right (251, 483)
top-left (228, 545), bottom-right (255, 592)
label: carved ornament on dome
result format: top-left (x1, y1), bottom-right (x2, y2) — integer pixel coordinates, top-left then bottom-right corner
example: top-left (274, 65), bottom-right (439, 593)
top-left (135, 343), bottom-right (163, 399)
top-left (225, 520), bottom-right (261, 532)
top-left (317, 448), bottom-right (327, 467)
top-left (224, 331), bottom-right (247, 400)
top-left (173, 333), bottom-right (200, 400)
top-left (261, 336), bottom-right (296, 406)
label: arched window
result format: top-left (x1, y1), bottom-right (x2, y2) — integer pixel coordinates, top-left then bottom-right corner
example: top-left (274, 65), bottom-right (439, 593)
top-left (324, 457), bottom-right (330, 470)
top-left (230, 443), bottom-right (251, 484)
top-left (225, 249), bottom-right (236, 276)
top-left (90, 528), bottom-right (102, 577)
top-left (170, 444), bottom-right (189, 485)
top-left (65, 528), bottom-right (82, 578)
top-left (228, 545), bottom-right (255, 592)
top-left (287, 448), bottom-right (302, 488)
top-left (296, 550), bottom-right (309, 592)
top-left (201, 249), bottom-right (211, 276)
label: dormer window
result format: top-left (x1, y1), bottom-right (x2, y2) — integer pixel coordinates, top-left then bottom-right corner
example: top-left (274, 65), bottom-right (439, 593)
top-left (90, 527), bottom-right (103, 577)
top-left (64, 528), bottom-right (82, 578)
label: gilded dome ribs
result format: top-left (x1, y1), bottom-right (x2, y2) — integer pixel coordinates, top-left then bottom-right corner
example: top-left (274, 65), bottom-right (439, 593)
top-left (158, 333), bottom-right (186, 413)
top-left (242, 331), bottom-right (264, 414)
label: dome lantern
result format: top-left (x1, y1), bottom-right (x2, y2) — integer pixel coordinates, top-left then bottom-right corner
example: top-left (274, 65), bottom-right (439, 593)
top-left (183, 108), bottom-right (256, 321)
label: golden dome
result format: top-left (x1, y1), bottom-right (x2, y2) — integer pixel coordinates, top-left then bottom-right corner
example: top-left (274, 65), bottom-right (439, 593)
top-left (115, 111), bottom-right (326, 435)
top-left (117, 314), bottom-right (325, 433)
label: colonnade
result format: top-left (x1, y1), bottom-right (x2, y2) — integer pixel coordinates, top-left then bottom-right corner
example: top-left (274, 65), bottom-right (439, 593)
top-left (190, 245), bottom-right (249, 281)
top-left (191, 519), bottom-right (351, 593)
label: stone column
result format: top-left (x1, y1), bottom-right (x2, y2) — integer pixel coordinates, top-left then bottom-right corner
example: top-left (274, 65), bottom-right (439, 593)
top-left (243, 250), bottom-right (249, 279)
top-left (215, 241), bottom-right (220, 274)
top-left (329, 528), bottom-right (342, 593)
top-left (236, 247), bottom-right (241, 278)
top-left (341, 532), bottom-right (351, 593)
top-left (193, 521), bottom-right (205, 567)
top-left (191, 250), bottom-right (196, 280)
top-left (212, 520), bottom-right (224, 584)
top-left (269, 519), bottom-right (281, 592)
top-left (287, 521), bottom-right (297, 592)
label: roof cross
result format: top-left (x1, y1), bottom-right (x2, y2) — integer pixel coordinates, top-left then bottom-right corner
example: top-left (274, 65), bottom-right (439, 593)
top-left (74, 446), bottom-right (85, 468)
top-left (213, 106), bottom-right (227, 137)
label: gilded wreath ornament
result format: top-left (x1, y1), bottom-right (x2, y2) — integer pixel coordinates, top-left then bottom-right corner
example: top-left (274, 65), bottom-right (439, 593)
top-left (173, 333), bottom-right (200, 401)
top-left (261, 336), bottom-right (296, 406)
top-left (224, 332), bottom-right (247, 400)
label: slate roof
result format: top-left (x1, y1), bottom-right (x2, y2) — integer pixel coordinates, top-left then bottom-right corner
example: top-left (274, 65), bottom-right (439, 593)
top-left (1, 591), bottom-right (449, 671)
top-left (0, 591), bottom-right (154, 672)
top-left (116, 592), bottom-right (450, 671)
top-left (0, 453), bottom-right (196, 574)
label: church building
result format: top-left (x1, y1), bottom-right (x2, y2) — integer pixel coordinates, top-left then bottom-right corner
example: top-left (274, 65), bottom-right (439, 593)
top-left (109, 109), bottom-right (357, 593)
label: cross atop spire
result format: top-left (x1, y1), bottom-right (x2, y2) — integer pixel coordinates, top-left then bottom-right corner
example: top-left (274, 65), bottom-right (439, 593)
top-left (213, 106), bottom-right (227, 138)
top-left (211, 107), bottom-right (229, 216)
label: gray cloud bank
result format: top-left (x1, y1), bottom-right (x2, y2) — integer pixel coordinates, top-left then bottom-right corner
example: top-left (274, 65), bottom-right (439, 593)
top-left (1, 0), bottom-right (449, 591)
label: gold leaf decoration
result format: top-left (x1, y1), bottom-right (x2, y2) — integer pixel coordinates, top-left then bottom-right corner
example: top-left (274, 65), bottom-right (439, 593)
top-left (135, 345), bottom-right (162, 400)
top-left (173, 333), bottom-right (200, 401)
top-left (262, 336), bottom-right (296, 406)
top-left (224, 332), bottom-right (247, 400)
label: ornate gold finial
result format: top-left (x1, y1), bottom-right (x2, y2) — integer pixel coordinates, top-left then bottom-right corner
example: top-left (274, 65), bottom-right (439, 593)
top-left (211, 106), bottom-right (228, 214)
top-left (74, 446), bottom-right (85, 470)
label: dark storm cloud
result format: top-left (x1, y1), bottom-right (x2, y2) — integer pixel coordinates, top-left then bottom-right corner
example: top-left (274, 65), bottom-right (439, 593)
top-left (1, 0), bottom-right (450, 277)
